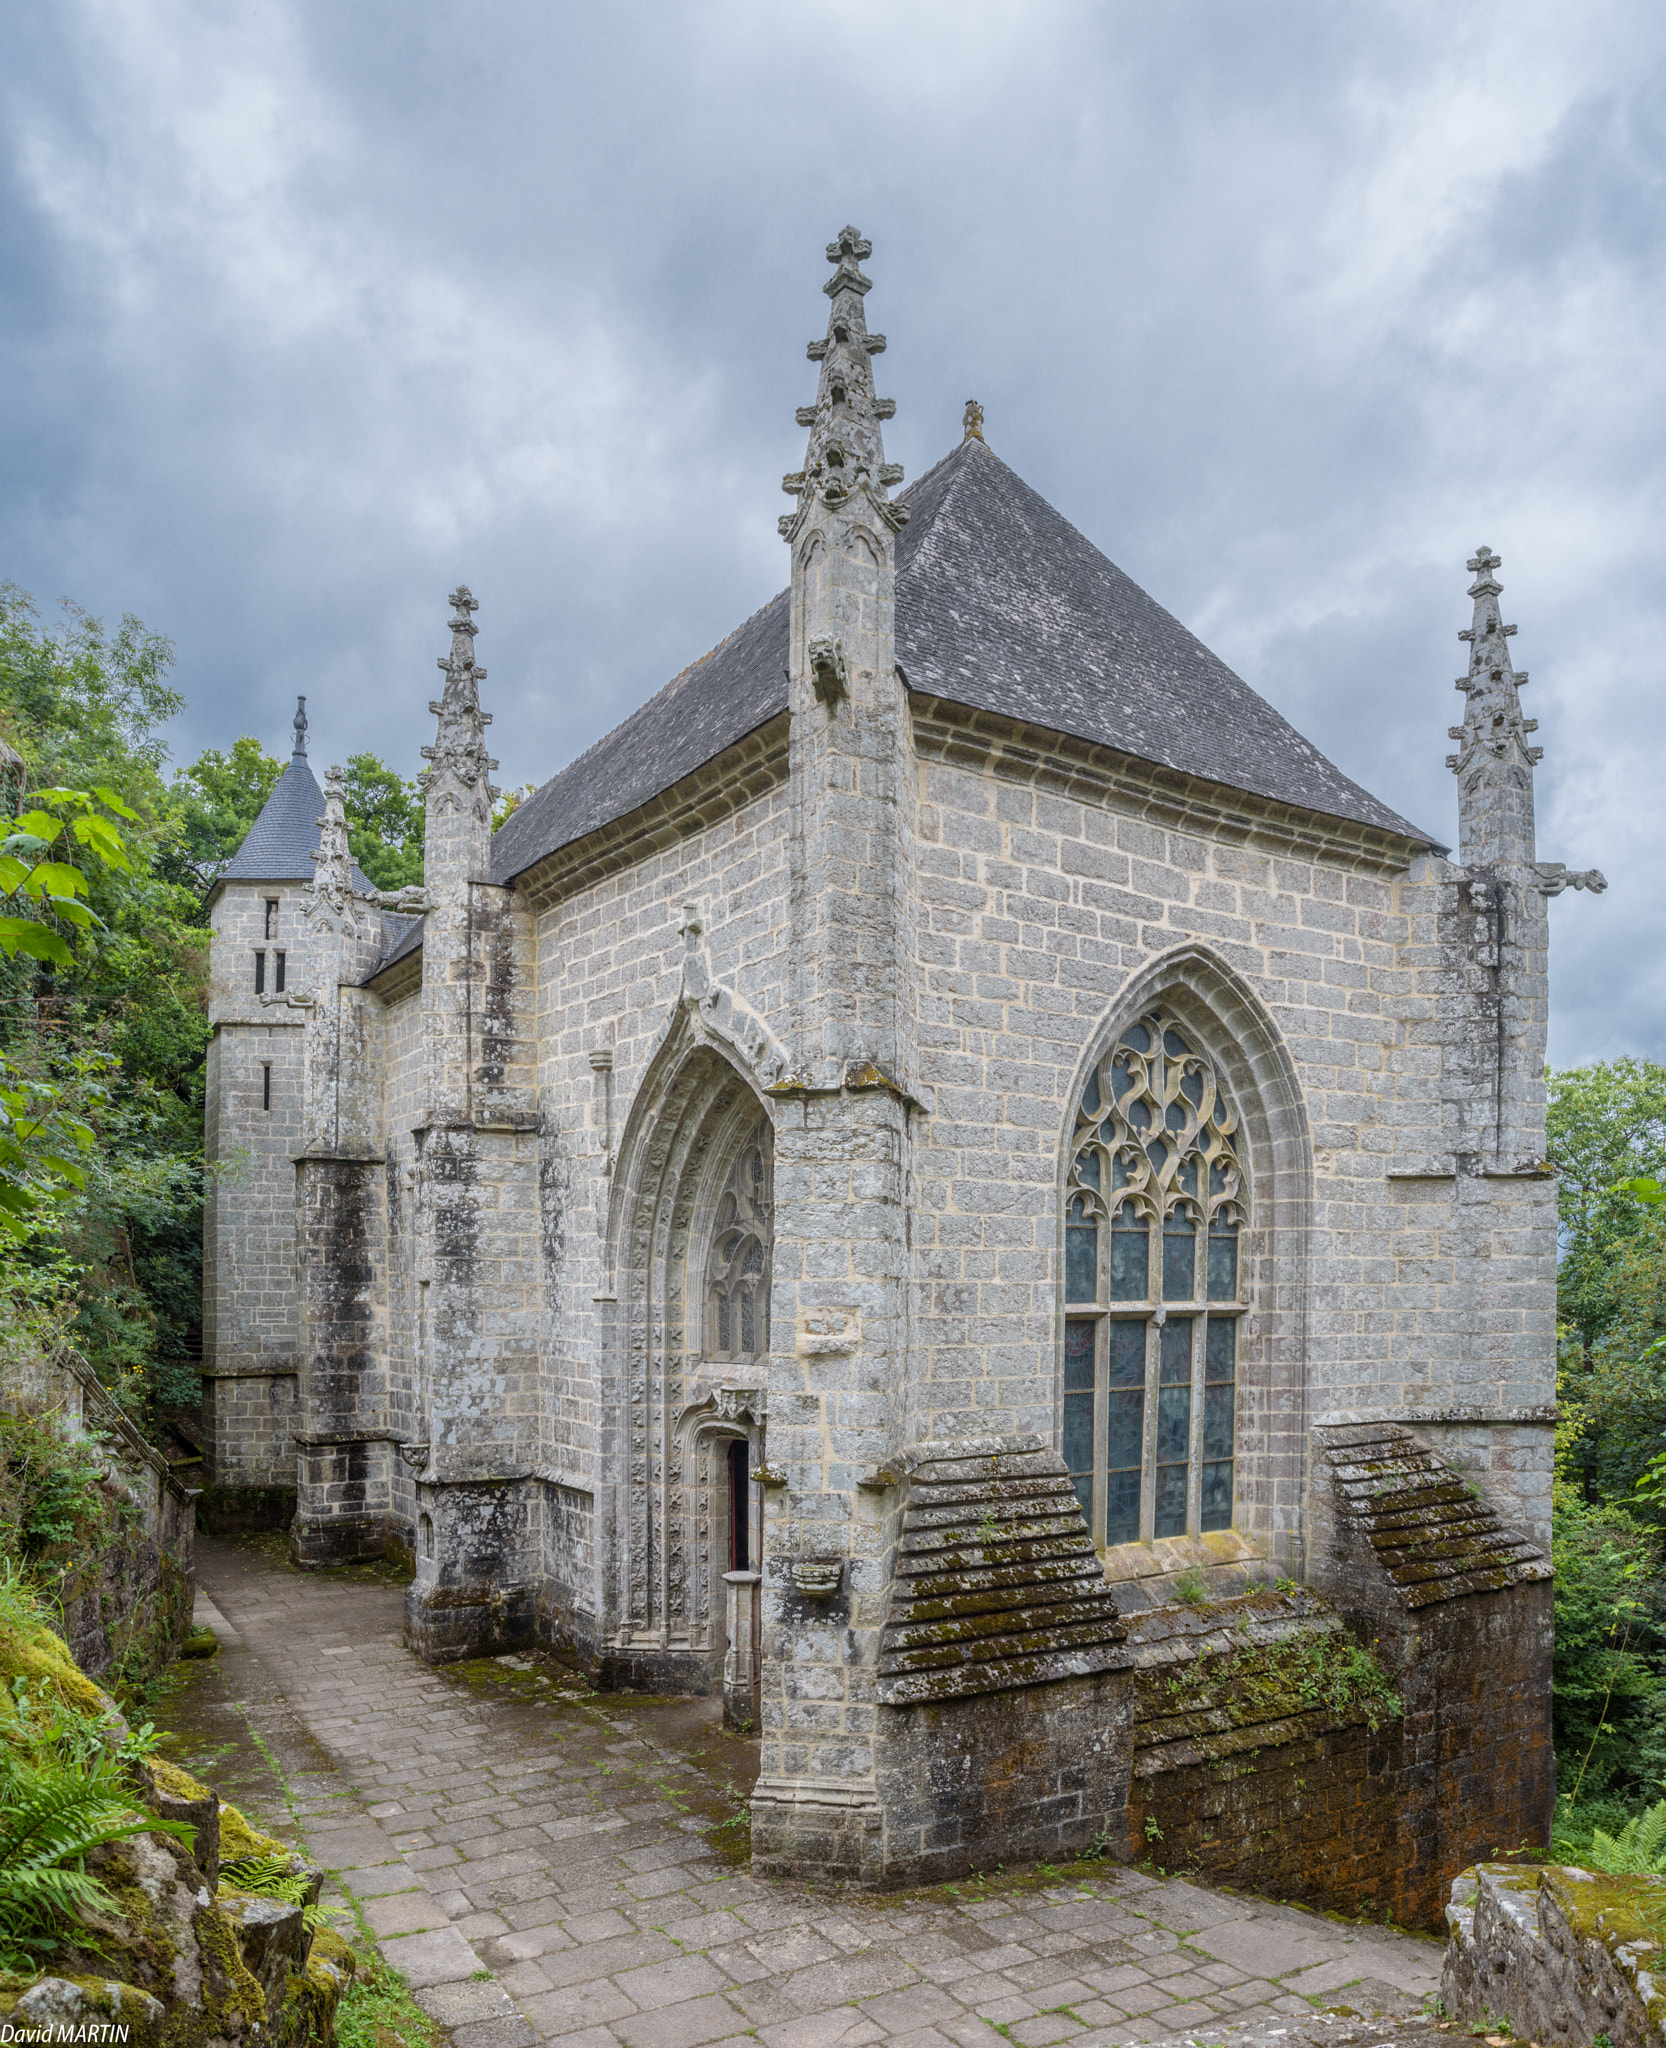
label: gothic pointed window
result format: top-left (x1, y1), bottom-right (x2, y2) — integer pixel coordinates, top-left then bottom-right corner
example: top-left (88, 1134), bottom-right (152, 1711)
top-left (1062, 1010), bottom-right (1246, 1548)
top-left (706, 1120), bottom-right (773, 1362)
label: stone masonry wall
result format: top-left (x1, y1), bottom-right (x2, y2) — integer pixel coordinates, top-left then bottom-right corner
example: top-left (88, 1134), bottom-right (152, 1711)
top-left (521, 754), bottom-right (793, 1654)
top-left (904, 703), bottom-right (1557, 1566)
top-left (203, 880), bottom-right (314, 1501)
top-left (494, 687), bottom-right (1560, 1653)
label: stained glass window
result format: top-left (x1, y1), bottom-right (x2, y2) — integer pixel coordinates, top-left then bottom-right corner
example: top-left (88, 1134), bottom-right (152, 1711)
top-left (1061, 1008), bottom-right (1247, 1548)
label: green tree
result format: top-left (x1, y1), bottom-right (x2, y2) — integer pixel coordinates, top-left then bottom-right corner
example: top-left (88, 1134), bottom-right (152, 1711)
top-left (1548, 1060), bottom-right (1666, 1360)
top-left (0, 591), bottom-right (207, 1422)
top-left (342, 752), bottom-right (423, 891)
top-left (166, 736), bottom-right (283, 892)
top-left (1553, 1392), bottom-right (1666, 1806)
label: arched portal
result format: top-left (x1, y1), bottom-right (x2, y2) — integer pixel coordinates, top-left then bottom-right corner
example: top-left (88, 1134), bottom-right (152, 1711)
top-left (608, 1038), bottom-right (774, 1666)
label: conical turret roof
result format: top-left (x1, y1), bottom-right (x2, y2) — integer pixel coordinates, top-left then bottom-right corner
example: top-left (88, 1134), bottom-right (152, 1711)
top-left (490, 435), bottom-right (1440, 885)
top-left (214, 700), bottom-right (374, 894)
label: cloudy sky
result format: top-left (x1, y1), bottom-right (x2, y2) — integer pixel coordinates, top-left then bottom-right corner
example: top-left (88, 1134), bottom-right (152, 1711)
top-left (2, 0), bottom-right (1660, 1066)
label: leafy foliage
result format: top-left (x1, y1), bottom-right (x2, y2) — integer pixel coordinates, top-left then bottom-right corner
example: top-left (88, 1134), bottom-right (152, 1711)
top-left (1550, 1486), bottom-right (1666, 1801)
top-left (0, 784), bottom-right (138, 968)
top-left (166, 737), bottom-right (283, 893)
top-left (1554, 1796), bottom-right (1666, 1876)
top-left (0, 591), bottom-right (209, 1420)
top-left (342, 752), bottom-right (424, 892)
top-left (1548, 1060), bottom-right (1666, 1360)
top-left (220, 1852), bottom-right (324, 1930)
top-left (0, 1564), bottom-right (188, 1971)
top-left (0, 1404), bottom-right (131, 1598)
top-left (0, 1743), bottom-right (179, 1969)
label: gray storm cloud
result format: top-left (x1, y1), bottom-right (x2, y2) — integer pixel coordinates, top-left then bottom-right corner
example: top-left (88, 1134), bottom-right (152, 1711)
top-left (0, 0), bottom-right (1658, 1062)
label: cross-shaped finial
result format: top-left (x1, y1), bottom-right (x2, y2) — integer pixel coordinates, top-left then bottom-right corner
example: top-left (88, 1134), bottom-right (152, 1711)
top-left (448, 585), bottom-right (478, 620)
top-left (1466, 546), bottom-right (1501, 575)
top-left (826, 225), bottom-right (872, 265)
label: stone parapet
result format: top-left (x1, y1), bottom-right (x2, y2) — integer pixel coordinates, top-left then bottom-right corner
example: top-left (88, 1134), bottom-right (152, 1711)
top-left (1444, 1862), bottom-right (1666, 2048)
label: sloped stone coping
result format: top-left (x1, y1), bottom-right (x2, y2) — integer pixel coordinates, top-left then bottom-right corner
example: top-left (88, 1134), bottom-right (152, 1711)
top-left (1313, 1422), bottom-right (1550, 1608)
top-left (1443, 1860), bottom-right (1666, 2048)
top-left (876, 1432), bottom-right (1127, 1703)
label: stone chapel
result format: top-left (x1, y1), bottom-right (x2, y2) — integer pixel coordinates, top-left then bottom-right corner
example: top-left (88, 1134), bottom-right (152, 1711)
top-left (200, 227), bottom-right (1604, 1919)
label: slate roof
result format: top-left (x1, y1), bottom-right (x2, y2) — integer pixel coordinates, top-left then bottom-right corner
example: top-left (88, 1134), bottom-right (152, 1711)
top-left (490, 437), bottom-right (1437, 886)
top-left (371, 911), bottom-right (424, 977)
top-left (214, 754), bottom-right (374, 896)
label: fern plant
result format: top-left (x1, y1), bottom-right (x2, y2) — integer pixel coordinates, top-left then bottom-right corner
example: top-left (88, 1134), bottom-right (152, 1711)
top-left (1586, 1798), bottom-right (1666, 1875)
top-left (220, 1852), bottom-right (324, 1930)
top-left (0, 1744), bottom-right (189, 1968)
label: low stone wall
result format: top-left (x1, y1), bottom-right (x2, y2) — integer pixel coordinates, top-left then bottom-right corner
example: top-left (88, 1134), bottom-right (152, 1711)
top-left (1127, 1595), bottom-right (1406, 1914)
top-left (874, 1667), bottom-right (1133, 1883)
top-left (1444, 1861), bottom-right (1666, 2048)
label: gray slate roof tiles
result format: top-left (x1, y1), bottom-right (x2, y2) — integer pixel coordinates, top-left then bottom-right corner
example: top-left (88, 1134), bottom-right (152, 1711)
top-left (216, 755), bottom-right (374, 895)
top-left (490, 437), bottom-right (1436, 886)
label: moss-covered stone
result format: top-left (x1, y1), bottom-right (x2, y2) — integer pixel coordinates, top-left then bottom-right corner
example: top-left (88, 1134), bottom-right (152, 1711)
top-left (1444, 1860), bottom-right (1666, 2048)
top-left (0, 1584), bottom-right (347, 2048)
top-left (0, 1971), bottom-right (167, 2048)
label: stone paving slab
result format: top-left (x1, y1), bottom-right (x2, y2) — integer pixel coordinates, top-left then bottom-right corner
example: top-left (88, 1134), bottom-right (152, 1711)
top-left (181, 1539), bottom-right (1445, 2048)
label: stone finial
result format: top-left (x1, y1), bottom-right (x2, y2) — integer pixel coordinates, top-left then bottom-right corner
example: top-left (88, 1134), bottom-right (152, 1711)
top-left (292, 695), bottom-right (309, 760)
top-left (779, 227), bottom-right (908, 544)
top-left (962, 399), bottom-right (985, 444)
top-left (304, 764), bottom-right (365, 933)
top-left (420, 584), bottom-right (499, 796)
top-left (1446, 546), bottom-right (1542, 869)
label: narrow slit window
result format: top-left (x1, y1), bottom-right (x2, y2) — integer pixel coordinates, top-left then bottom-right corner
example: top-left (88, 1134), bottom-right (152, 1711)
top-left (264, 898), bottom-right (278, 939)
top-left (261, 1063), bottom-right (272, 1112)
top-left (274, 950), bottom-right (286, 994)
top-left (1109, 1205), bottom-right (1148, 1301)
top-left (1106, 1320), bottom-right (1145, 1546)
top-left (253, 950), bottom-right (266, 994)
top-left (1162, 1216), bottom-right (1197, 1301)
top-left (1208, 1218), bottom-right (1239, 1301)
top-left (1065, 1195), bottom-right (1098, 1302)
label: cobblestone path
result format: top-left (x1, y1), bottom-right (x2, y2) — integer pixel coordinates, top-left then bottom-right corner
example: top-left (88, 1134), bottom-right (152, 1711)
top-left (179, 1538), bottom-right (1442, 2048)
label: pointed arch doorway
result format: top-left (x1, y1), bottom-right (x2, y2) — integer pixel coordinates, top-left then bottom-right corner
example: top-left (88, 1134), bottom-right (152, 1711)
top-left (609, 1041), bottom-right (773, 1689)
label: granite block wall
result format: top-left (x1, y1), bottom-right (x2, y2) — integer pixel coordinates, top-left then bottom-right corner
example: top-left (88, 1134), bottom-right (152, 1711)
top-left (203, 880), bottom-right (314, 1501)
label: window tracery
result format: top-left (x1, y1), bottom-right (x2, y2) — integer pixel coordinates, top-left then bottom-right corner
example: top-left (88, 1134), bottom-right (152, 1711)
top-left (1062, 1009), bottom-right (1247, 1549)
top-left (705, 1120), bottom-right (773, 1360)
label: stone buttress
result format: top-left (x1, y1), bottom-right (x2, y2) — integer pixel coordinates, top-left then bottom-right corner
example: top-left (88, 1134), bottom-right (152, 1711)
top-left (1335, 550), bottom-right (1605, 1554)
top-left (402, 589), bottom-right (543, 1660)
top-left (750, 226), bottom-right (918, 1876)
top-left (291, 768), bottom-right (398, 1563)
top-left (750, 232), bottom-right (1129, 1885)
